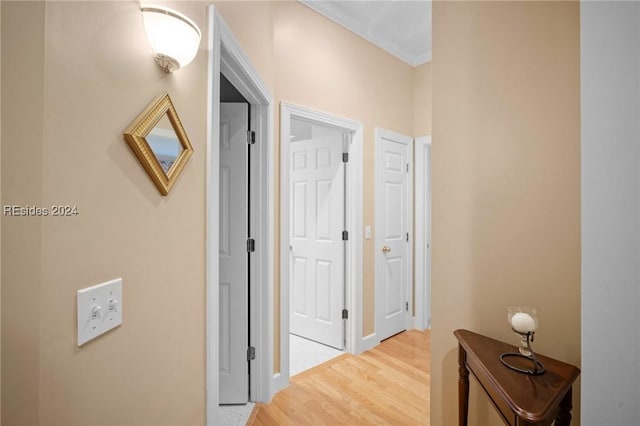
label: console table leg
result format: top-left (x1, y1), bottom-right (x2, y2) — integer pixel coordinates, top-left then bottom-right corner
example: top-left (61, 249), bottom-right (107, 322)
top-left (555, 387), bottom-right (573, 426)
top-left (458, 344), bottom-right (469, 426)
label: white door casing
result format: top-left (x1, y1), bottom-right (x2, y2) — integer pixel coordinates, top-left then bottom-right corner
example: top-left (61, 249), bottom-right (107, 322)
top-left (414, 136), bottom-right (432, 330)
top-left (279, 102), bottom-right (364, 393)
top-left (290, 124), bottom-right (345, 350)
top-left (219, 103), bottom-right (249, 404)
top-left (207, 6), bottom-right (274, 424)
top-left (375, 128), bottom-right (413, 341)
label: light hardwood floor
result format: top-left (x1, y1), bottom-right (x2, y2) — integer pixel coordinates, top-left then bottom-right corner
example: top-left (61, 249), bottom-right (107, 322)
top-left (249, 329), bottom-right (430, 425)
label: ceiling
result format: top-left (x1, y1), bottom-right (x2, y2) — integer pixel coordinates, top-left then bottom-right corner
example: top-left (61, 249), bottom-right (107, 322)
top-left (300, 0), bottom-right (431, 67)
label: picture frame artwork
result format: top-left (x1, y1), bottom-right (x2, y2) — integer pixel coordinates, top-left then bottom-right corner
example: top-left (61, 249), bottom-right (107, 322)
top-left (123, 92), bottom-right (193, 195)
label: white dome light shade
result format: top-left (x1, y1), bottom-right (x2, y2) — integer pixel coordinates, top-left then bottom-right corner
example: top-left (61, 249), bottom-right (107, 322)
top-left (141, 5), bottom-right (201, 73)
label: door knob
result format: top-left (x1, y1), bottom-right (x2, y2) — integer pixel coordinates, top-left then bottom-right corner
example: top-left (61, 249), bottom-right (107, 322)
top-left (382, 245), bottom-right (391, 253)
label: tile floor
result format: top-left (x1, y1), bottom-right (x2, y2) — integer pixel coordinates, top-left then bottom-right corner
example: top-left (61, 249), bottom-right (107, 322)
top-left (218, 334), bottom-right (344, 425)
top-left (289, 333), bottom-right (344, 376)
top-left (218, 402), bottom-right (256, 426)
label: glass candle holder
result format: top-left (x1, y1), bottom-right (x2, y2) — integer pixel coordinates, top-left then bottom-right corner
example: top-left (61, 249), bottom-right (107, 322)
top-left (500, 306), bottom-right (545, 375)
top-left (507, 306), bottom-right (538, 356)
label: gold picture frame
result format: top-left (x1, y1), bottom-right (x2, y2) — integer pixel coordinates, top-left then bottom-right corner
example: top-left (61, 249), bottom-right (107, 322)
top-left (124, 92), bottom-right (193, 195)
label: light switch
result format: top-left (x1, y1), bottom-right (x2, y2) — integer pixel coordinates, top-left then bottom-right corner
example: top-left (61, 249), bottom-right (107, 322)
top-left (365, 225), bottom-right (372, 240)
top-left (77, 278), bottom-right (122, 346)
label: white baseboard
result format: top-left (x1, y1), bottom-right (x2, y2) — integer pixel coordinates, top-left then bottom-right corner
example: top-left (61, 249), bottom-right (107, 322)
top-left (272, 372), bottom-right (288, 396)
top-left (357, 332), bottom-right (379, 354)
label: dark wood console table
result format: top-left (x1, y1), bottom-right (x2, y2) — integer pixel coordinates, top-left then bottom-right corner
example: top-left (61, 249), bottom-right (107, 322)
top-left (454, 329), bottom-right (580, 426)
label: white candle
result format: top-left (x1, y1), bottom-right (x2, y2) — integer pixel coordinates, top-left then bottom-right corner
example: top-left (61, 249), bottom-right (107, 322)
top-left (511, 312), bottom-right (536, 333)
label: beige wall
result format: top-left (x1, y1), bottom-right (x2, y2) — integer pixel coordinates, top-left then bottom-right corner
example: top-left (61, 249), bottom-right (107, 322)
top-left (413, 62), bottom-right (432, 137)
top-left (3, 1), bottom-right (208, 424)
top-left (212, 1), bottom-right (419, 372)
top-left (272, 1), bottom-right (414, 358)
top-left (213, 1), bottom-right (275, 91)
top-left (431, 2), bottom-right (581, 425)
top-left (2, 0), bottom-right (431, 423)
top-left (1, 2), bottom-right (46, 424)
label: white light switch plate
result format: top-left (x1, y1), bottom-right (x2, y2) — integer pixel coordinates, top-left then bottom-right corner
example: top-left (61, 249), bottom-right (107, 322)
top-left (77, 278), bottom-right (122, 346)
top-left (365, 225), bottom-right (372, 240)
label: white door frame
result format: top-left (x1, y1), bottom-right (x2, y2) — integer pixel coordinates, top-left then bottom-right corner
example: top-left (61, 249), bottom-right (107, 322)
top-left (278, 102), bottom-right (363, 393)
top-left (374, 128), bottom-right (414, 340)
top-left (206, 6), bottom-right (274, 424)
top-left (414, 136), bottom-right (431, 330)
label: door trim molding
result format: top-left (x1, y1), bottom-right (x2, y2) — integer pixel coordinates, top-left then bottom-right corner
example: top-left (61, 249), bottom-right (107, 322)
top-left (414, 136), bottom-right (431, 330)
top-left (374, 128), bottom-right (414, 342)
top-left (278, 102), bottom-right (364, 393)
top-left (207, 6), bottom-right (274, 424)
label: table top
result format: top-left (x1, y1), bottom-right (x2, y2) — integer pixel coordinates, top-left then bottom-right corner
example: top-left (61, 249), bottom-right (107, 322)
top-left (454, 329), bottom-right (580, 424)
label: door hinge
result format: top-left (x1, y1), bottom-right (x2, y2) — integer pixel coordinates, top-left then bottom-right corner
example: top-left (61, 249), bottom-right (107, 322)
top-left (342, 152), bottom-right (349, 163)
top-left (247, 130), bottom-right (256, 145)
top-left (342, 309), bottom-right (349, 319)
top-left (406, 163), bottom-right (409, 173)
top-left (342, 230), bottom-right (349, 241)
top-left (247, 346), bottom-right (256, 361)
top-left (247, 238), bottom-right (255, 253)
top-left (406, 302), bottom-right (409, 312)
top-left (406, 232), bottom-right (409, 242)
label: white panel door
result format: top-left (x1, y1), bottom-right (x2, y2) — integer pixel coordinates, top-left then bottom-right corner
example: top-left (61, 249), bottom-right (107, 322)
top-left (290, 128), bottom-right (344, 350)
top-left (414, 136), bottom-right (431, 330)
top-left (375, 129), bottom-right (412, 341)
top-left (219, 102), bottom-right (249, 404)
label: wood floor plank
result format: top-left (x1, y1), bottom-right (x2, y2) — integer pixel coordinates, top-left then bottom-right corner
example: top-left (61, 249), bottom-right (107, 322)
top-left (249, 329), bottom-right (430, 425)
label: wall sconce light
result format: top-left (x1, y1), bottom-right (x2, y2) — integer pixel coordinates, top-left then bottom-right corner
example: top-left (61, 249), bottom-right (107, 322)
top-left (141, 5), bottom-right (201, 73)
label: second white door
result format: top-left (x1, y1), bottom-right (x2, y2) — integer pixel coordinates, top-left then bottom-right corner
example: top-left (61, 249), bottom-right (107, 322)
top-left (219, 102), bottom-right (249, 404)
top-left (375, 128), bottom-right (412, 341)
top-left (290, 122), bottom-right (345, 350)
